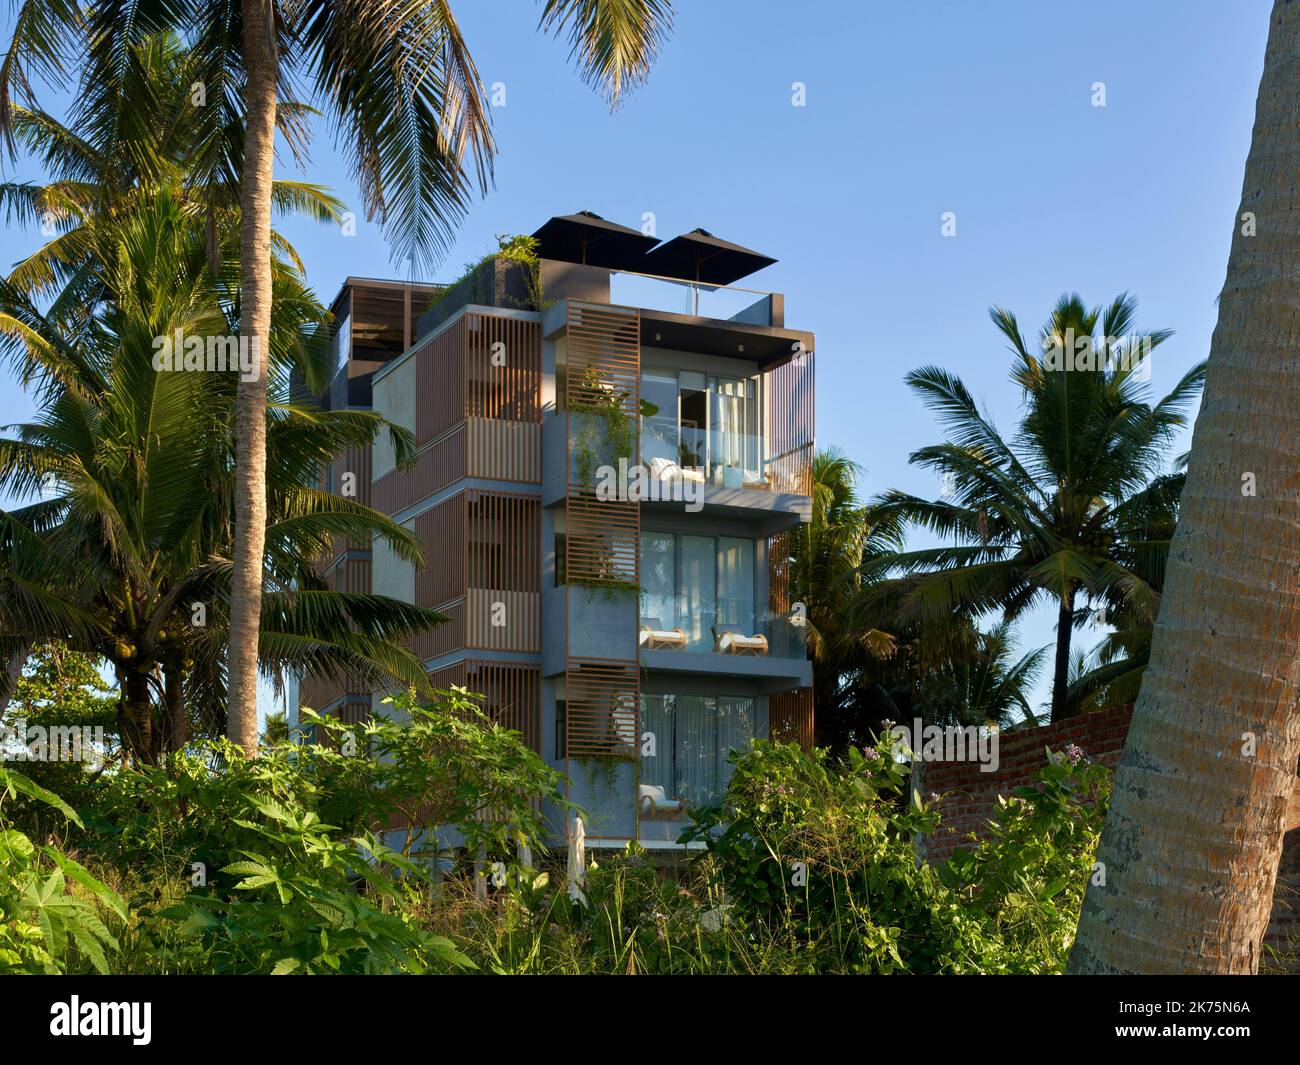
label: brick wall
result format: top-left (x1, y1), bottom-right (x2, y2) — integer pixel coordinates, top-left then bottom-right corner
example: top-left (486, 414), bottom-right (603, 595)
top-left (914, 704), bottom-right (1299, 970)
top-left (918, 703), bottom-right (1134, 865)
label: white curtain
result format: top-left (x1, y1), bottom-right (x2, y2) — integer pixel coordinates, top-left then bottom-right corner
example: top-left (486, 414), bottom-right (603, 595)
top-left (640, 695), bottom-right (674, 794)
top-left (716, 697), bottom-right (756, 796)
top-left (710, 375), bottom-right (758, 475)
top-left (640, 533), bottom-right (676, 629)
top-left (716, 537), bottom-right (755, 634)
top-left (641, 695), bottom-right (757, 804)
top-left (675, 696), bottom-right (716, 804)
top-left (678, 536), bottom-right (716, 651)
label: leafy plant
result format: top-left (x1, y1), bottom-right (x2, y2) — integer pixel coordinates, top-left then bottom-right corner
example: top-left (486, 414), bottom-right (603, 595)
top-left (0, 767), bottom-right (127, 974)
top-left (684, 737), bottom-right (1107, 973)
top-left (167, 793), bottom-right (471, 975)
top-left (427, 234), bottom-right (545, 314)
top-left (70, 687), bottom-right (562, 973)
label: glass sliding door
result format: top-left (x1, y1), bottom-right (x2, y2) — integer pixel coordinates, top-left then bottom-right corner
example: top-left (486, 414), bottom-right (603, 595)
top-left (640, 694), bottom-right (674, 794)
top-left (678, 535), bottom-right (717, 651)
top-left (640, 532), bottom-right (676, 630)
top-left (715, 696), bottom-right (755, 795)
top-left (675, 696), bottom-right (718, 805)
top-left (640, 532), bottom-right (756, 649)
top-left (709, 375), bottom-right (759, 486)
top-left (640, 372), bottom-right (678, 467)
top-left (640, 369), bottom-right (764, 486)
top-left (678, 371), bottom-right (708, 471)
top-left (637, 694), bottom-right (756, 808)
top-left (716, 537), bottom-right (755, 636)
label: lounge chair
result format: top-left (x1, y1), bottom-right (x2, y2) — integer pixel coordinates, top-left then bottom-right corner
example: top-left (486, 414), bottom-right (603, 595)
top-left (713, 623), bottom-right (769, 656)
top-left (640, 617), bottom-right (687, 650)
top-left (639, 784), bottom-right (684, 818)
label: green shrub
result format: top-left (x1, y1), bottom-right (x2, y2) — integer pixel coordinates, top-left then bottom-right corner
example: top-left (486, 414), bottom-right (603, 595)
top-left (60, 687), bottom-right (563, 974)
top-left (4, 691), bottom-right (1109, 975)
top-left (165, 789), bottom-right (470, 974)
top-left (0, 767), bottom-right (127, 974)
top-left (683, 737), bottom-right (1108, 974)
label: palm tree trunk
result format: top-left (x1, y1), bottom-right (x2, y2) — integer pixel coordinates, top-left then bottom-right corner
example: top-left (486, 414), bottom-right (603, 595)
top-left (162, 664), bottom-right (187, 755)
top-left (227, 0), bottom-right (278, 756)
top-left (119, 670), bottom-right (153, 766)
top-left (1049, 587), bottom-right (1075, 722)
top-left (1069, 0), bottom-right (1300, 973)
top-left (0, 643), bottom-right (27, 726)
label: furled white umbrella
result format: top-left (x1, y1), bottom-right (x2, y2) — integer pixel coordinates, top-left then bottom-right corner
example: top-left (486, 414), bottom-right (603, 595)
top-left (566, 814), bottom-right (587, 906)
top-left (516, 827), bottom-right (534, 872)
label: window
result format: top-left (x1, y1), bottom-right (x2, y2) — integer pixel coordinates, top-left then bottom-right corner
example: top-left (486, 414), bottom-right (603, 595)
top-left (640, 532), bottom-right (675, 627)
top-left (639, 532), bottom-right (757, 651)
top-left (640, 369), bottom-right (763, 485)
top-left (678, 371), bottom-right (708, 469)
top-left (679, 535), bottom-right (716, 651)
top-left (555, 700), bottom-right (567, 759)
top-left (641, 371), bottom-right (678, 465)
top-left (640, 694), bottom-right (754, 806)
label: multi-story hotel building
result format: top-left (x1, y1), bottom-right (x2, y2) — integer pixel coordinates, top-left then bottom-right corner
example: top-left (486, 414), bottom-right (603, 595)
top-left (297, 212), bottom-right (815, 846)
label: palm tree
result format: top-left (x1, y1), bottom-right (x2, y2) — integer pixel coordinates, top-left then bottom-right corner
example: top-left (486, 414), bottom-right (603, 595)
top-left (915, 621), bottom-right (1046, 729)
top-left (1, 0), bottom-right (676, 754)
top-left (0, 189), bottom-right (441, 762)
top-left (0, 30), bottom-right (342, 300)
top-left (871, 294), bottom-right (1204, 722)
top-left (1070, 0), bottom-right (1300, 974)
top-left (784, 448), bottom-right (902, 748)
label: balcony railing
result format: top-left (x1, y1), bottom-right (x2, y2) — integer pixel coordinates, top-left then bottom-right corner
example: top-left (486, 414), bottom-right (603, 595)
top-left (610, 270), bottom-right (776, 325)
top-left (638, 610), bottom-right (807, 660)
top-left (642, 433), bottom-right (813, 496)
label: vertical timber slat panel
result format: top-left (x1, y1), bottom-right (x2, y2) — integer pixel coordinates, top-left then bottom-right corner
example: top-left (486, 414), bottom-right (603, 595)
top-left (467, 313), bottom-right (542, 483)
top-left (770, 688), bottom-right (814, 751)
top-left (466, 489), bottom-right (541, 653)
top-left (765, 350), bottom-right (815, 496)
top-left (563, 300), bottom-right (641, 836)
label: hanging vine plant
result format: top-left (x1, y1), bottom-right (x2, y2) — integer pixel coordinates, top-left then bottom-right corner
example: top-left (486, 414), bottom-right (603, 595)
top-left (570, 366), bottom-right (637, 485)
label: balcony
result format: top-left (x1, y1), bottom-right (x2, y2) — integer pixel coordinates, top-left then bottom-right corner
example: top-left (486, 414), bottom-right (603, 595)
top-left (638, 432), bottom-right (815, 499)
top-left (639, 345), bottom-right (814, 505)
top-left (636, 522), bottom-right (813, 688)
top-left (610, 270), bottom-right (779, 326)
top-left (637, 611), bottom-right (813, 688)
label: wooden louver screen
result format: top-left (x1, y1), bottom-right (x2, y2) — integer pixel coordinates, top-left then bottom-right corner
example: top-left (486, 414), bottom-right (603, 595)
top-left (769, 687), bottom-right (814, 751)
top-left (466, 488), bottom-right (541, 652)
top-left (565, 660), bottom-right (640, 757)
top-left (767, 529), bottom-right (792, 622)
top-left (566, 489), bottom-right (638, 586)
top-left (467, 312), bottom-right (542, 483)
top-left (564, 301), bottom-right (640, 587)
top-left (563, 301), bottom-right (641, 763)
top-left (564, 302), bottom-right (641, 422)
top-left (426, 659), bottom-right (542, 754)
top-left (765, 349), bottom-right (815, 496)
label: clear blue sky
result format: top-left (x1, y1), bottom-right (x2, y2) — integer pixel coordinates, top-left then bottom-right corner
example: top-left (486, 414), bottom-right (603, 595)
top-left (0, 0), bottom-right (1273, 717)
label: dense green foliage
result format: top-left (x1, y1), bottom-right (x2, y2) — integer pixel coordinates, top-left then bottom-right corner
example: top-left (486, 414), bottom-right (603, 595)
top-left (683, 738), bottom-right (1107, 973)
top-left (0, 685), bottom-right (1109, 974)
top-left (0, 766), bottom-right (126, 974)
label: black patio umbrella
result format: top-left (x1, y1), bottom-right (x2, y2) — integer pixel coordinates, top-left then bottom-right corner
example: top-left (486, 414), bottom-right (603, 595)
top-left (530, 210), bottom-right (660, 268)
top-left (638, 228), bottom-right (777, 286)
